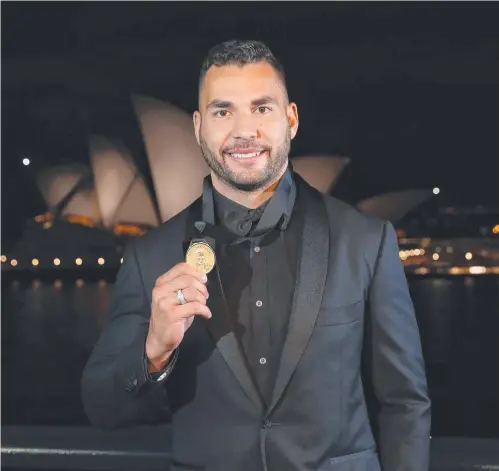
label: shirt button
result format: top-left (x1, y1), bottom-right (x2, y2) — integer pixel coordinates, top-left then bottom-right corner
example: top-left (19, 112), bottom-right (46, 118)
top-left (259, 357), bottom-right (267, 365)
top-left (256, 300), bottom-right (263, 307)
top-left (254, 246), bottom-right (260, 253)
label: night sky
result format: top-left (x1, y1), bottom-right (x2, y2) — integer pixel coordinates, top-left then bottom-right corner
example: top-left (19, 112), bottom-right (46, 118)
top-left (2, 2), bottom-right (498, 246)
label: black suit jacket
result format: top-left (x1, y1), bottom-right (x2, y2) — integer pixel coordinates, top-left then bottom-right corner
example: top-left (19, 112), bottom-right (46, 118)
top-left (81, 174), bottom-right (431, 471)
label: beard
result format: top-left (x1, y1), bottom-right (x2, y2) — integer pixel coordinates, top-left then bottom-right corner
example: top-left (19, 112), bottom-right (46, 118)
top-left (199, 126), bottom-right (291, 192)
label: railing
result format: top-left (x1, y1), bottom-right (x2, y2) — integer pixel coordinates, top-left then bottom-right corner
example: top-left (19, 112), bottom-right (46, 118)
top-left (2, 426), bottom-right (499, 470)
top-left (1, 425), bottom-right (172, 470)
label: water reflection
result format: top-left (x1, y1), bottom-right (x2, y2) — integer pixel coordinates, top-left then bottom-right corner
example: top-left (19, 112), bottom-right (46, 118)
top-left (2, 275), bottom-right (498, 437)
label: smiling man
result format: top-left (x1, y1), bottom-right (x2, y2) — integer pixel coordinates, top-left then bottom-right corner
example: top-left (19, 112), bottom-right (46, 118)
top-left (82, 40), bottom-right (431, 471)
top-left (194, 54), bottom-right (297, 203)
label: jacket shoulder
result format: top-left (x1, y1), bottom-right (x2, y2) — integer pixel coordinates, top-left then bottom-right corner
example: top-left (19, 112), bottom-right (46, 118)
top-left (321, 193), bottom-right (390, 271)
top-left (295, 172), bottom-right (386, 236)
top-left (322, 194), bottom-right (387, 234)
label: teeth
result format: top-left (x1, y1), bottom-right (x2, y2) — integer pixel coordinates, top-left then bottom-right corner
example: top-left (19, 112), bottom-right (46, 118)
top-left (229, 151), bottom-right (263, 158)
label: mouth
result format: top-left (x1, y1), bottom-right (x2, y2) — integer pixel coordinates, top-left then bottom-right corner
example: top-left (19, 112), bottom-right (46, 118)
top-left (224, 149), bottom-right (268, 160)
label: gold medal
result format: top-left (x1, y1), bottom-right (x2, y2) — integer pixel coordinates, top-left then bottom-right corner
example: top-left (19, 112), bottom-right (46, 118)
top-left (185, 241), bottom-right (216, 274)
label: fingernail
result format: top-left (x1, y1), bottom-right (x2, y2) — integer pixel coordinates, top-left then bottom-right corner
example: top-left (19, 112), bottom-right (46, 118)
top-left (201, 275), bottom-right (207, 282)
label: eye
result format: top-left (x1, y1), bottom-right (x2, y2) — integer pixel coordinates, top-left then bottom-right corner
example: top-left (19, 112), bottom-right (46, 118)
top-left (255, 106), bottom-right (271, 114)
top-left (213, 109), bottom-right (230, 117)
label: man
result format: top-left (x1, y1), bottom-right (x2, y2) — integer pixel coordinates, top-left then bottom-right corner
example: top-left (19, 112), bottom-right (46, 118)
top-left (82, 39), bottom-right (431, 471)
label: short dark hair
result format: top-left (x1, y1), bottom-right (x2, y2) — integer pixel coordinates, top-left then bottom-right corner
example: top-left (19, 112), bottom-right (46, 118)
top-left (199, 39), bottom-right (287, 95)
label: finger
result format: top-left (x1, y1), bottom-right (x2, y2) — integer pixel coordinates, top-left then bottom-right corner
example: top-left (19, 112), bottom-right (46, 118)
top-left (156, 262), bottom-right (207, 286)
top-left (154, 295), bottom-right (180, 315)
top-left (173, 287), bottom-right (207, 306)
top-left (167, 275), bottom-right (209, 299)
top-left (152, 276), bottom-right (208, 305)
top-left (155, 289), bottom-right (207, 315)
top-left (172, 302), bottom-right (212, 320)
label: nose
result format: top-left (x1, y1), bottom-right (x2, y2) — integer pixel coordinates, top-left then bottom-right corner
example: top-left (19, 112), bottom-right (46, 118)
top-left (231, 114), bottom-right (260, 140)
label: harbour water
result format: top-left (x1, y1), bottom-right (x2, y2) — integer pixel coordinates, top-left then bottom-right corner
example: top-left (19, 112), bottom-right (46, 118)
top-left (2, 272), bottom-right (499, 437)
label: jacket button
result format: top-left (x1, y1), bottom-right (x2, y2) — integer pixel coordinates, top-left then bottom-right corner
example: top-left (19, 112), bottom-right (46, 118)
top-left (262, 420), bottom-right (273, 429)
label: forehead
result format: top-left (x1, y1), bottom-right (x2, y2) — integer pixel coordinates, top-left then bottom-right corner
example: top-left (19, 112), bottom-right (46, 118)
top-left (199, 62), bottom-right (285, 107)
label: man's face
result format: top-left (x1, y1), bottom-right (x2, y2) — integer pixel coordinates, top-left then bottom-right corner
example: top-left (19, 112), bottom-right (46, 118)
top-left (193, 62), bottom-right (299, 192)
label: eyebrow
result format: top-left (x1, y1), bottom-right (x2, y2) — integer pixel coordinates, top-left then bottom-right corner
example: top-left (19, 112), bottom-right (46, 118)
top-left (251, 96), bottom-right (278, 107)
top-left (206, 99), bottom-right (232, 110)
top-left (206, 96), bottom-right (278, 111)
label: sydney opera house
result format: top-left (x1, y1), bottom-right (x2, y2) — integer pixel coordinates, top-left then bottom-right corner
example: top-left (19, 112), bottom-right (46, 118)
top-left (2, 95), bottom-right (498, 276)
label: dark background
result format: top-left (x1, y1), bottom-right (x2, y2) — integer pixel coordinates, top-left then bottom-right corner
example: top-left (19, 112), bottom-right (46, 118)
top-left (2, 2), bottom-right (498, 249)
top-left (2, 5), bottom-right (499, 468)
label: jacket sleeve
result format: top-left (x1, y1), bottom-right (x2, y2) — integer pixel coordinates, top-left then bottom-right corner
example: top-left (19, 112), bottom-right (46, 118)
top-left (81, 238), bottom-right (177, 430)
top-left (365, 221), bottom-right (431, 470)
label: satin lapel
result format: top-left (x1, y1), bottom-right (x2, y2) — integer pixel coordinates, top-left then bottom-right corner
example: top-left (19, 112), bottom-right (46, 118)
top-left (184, 199), bottom-right (264, 412)
top-left (267, 179), bottom-right (330, 415)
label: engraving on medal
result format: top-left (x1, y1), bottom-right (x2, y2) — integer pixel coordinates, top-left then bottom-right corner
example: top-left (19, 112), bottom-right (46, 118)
top-left (186, 242), bottom-right (216, 274)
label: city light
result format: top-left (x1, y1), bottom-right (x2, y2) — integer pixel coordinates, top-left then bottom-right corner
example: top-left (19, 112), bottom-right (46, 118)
top-left (493, 224), bottom-right (499, 234)
top-left (465, 252), bottom-right (473, 260)
top-left (22, 158), bottom-right (30, 166)
top-left (10, 259), bottom-right (18, 267)
top-left (433, 187), bottom-right (440, 195)
top-left (32, 258), bottom-right (39, 266)
top-left (432, 253), bottom-right (439, 261)
top-left (75, 258), bottom-right (83, 266)
top-left (54, 258), bottom-right (61, 266)
top-left (98, 258), bottom-right (105, 265)
top-left (469, 266), bottom-right (486, 275)
top-left (1, 255), bottom-right (7, 263)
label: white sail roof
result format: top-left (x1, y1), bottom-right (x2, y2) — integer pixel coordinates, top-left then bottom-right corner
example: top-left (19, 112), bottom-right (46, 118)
top-left (39, 96), bottom-right (435, 230)
top-left (89, 135), bottom-right (159, 228)
top-left (291, 155), bottom-right (350, 193)
top-left (132, 95), bottom-right (209, 222)
top-left (36, 164), bottom-right (102, 222)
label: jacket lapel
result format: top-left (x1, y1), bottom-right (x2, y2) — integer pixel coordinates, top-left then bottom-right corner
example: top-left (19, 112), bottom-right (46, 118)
top-left (183, 200), bottom-right (265, 412)
top-left (267, 179), bottom-right (330, 415)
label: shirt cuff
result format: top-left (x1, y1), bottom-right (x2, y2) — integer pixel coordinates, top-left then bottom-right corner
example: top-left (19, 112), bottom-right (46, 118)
top-left (144, 348), bottom-right (179, 383)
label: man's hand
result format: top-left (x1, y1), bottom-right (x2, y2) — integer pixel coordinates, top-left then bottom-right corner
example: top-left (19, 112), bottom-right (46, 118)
top-left (145, 262), bottom-right (211, 371)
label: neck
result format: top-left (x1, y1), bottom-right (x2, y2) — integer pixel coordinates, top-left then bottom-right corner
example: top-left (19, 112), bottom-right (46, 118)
top-left (211, 164), bottom-right (288, 209)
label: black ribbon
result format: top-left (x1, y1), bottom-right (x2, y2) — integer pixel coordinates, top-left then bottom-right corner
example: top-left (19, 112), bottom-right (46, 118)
top-left (183, 165), bottom-right (297, 324)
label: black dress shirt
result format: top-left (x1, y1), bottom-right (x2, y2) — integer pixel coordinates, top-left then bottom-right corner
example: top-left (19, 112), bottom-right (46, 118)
top-left (211, 170), bottom-right (301, 405)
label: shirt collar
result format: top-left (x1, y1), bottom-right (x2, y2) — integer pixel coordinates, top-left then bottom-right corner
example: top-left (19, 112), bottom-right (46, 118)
top-left (208, 163), bottom-right (297, 237)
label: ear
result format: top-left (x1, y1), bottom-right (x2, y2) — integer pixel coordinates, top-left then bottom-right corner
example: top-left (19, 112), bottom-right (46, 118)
top-left (287, 103), bottom-right (299, 140)
top-left (193, 110), bottom-right (201, 145)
